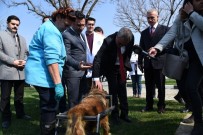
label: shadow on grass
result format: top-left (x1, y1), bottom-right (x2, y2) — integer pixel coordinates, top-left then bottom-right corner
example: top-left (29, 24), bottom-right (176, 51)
top-left (110, 98), bottom-right (185, 135)
top-left (0, 88), bottom-right (186, 135)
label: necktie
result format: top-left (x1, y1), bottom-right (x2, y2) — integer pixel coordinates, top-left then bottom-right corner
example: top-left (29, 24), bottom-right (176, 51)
top-left (150, 27), bottom-right (155, 36)
top-left (117, 46), bottom-right (126, 82)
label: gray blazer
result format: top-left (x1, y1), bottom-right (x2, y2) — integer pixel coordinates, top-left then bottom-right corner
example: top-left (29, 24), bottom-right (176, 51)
top-left (62, 27), bottom-right (87, 78)
top-left (0, 30), bottom-right (28, 80)
top-left (155, 12), bottom-right (203, 66)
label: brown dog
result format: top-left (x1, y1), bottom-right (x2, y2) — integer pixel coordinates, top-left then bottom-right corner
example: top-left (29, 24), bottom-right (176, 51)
top-left (66, 87), bottom-right (110, 135)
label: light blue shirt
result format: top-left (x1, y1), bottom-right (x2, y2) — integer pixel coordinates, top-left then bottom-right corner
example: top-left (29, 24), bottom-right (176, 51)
top-left (25, 20), bottom-right (66, 88)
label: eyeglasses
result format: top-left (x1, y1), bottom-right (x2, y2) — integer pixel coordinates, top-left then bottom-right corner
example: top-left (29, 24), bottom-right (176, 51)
top-left (10, 23), bottom-right (19, 26)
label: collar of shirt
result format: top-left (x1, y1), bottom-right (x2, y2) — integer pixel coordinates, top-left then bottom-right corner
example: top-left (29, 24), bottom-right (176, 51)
top-left (149, 22), bottom-right (158, 30)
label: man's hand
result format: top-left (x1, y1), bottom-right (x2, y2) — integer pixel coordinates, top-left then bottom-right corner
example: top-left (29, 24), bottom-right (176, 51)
top-left (79, 61), bottom-right (93, 71)
top-left (94, 80), bottom-right (103, 91)
top-left (13, 60), bottom-right (26, 69)
top-left (148, 47), bottom-right (158, 57)
top-left (55, 83), bottom-right (64, 101)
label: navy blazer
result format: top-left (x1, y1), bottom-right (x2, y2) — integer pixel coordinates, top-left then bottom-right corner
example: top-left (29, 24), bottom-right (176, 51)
top-left (62, 27), bottom-right (87, 78)
top-left (92, 32), bottom-right (134, 78)
top-left (138, 24), bottom-right (169, 69)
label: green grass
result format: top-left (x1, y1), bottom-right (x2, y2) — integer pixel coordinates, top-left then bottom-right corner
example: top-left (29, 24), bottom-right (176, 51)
top-left (0, 87), bottom-right (186, 135)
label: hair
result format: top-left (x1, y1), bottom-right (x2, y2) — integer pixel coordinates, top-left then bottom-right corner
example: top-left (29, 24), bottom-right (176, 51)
top-left (42, 15), bottom-right (50, 23)
top-left (117, 27), bottom-right (133, 42)
top-left (86, 17), bottom-right (96, 23)
top-left (180, 0), bottom-right (193, 20)
top-left (94, 26), bottom-right (104, 34)
top-left (7, 15), bottom-right (20, 23)
top-left (74, 11), bottom-right (85, 19)
top-left (147, 9), bottom-right (159, 16)
top-left (51, 7), bottom-right (75, 22)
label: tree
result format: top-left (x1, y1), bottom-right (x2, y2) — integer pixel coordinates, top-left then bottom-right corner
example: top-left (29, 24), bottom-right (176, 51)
top-left (114, 0), bottom-right (184, 34)
top-left (0, 0), bottom-right (110, 18)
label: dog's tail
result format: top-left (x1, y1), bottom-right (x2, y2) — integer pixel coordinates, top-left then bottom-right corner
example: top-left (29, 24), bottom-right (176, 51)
top-left (66, 109), bottom-right (86, 135)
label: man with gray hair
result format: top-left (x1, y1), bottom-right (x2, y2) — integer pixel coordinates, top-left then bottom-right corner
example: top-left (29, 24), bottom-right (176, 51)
top-left (138, 9), bottom-right (169, 114)
top-left (92, 27), bottom-right (134, 124)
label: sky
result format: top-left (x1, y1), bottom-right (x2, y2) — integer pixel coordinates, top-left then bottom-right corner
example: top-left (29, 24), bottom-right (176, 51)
top-left (0, 2), bottom-right (140, 45)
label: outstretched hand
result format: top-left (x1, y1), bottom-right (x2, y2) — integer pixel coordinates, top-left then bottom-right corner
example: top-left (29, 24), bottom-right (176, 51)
top-left (79, 61), bottom-right (93, 71)
top-left (148, 47), bottom-right (158, 57)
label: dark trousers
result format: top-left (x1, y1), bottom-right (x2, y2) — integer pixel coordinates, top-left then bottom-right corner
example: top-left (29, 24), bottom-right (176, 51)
top-left (35, 86), bottom-right (57, 123)
top-left (176, 72), bottom-right (192, 110)
top-left (0, 80), bottom-right (25, 121)
top-left (35, 86), bottom-right (57, 135)
top-left (144, 66), bottom-right (165, 109)
top-left (58, 77), bottom-right (67, 113)
top-left (106, 66), bottom-right (129, 118)
top-left (131, 74), bottom-right (142, 95)
top-left (183, 59), bottom-right (203, 123)
top-left (86, 77), bottom-right (93, 94)
top-left (63, 75), bottom-right (87, 109)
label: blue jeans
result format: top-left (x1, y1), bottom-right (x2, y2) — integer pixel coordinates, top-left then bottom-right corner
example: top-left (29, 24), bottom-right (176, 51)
top-left (131, 75), bottom-right (142, 95)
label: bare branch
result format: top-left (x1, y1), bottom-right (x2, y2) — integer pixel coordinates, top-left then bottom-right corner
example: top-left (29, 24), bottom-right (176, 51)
top-left (114, 0), bottom-right (183, 34)
top-left (81, 0), bottom-right (89, 12)
top-left (48, 0), bottom-right (58, 10)
top-left (86, 0), bottom-right (99, 17)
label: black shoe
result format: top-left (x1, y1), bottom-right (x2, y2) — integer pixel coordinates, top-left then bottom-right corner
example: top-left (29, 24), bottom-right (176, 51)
top-left (191, 123), bottom-right (203, 135)
top-left (141, 107), bottom-right (153, 112)
top-left (157, 107), bottom-right (165, 114)
top-left (182, 114), bottom-right (194, 124)
top-left (17, 114), bottom-right (31, 120)
top-left (120, 116), bottom-right (132, 123)
top-left (2, 121), bottom-right (10, 129)
top-left (174, 96), bottom-right (185, 104)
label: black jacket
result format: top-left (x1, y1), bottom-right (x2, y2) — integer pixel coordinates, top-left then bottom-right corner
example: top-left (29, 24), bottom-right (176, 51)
top-left (92, 32), bottom-right (134, 78)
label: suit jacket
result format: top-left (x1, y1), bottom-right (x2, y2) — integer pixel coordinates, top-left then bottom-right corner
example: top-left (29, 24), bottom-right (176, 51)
top-left (155, 12), bottom-right (203, 66)
top-left (0, 30), bottom-right (28, 80)
top-left (138, 24), bottom-right (169, 69)
top-left (84, 32), bottom-right (104, 78)
top-left (92, 32), bottom-right (134, 78)
top-left (62, 27), bottom-right (87, 78)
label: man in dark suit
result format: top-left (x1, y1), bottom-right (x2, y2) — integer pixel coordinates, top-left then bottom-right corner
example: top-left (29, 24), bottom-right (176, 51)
top-left (62, 11), bottom-right (92, 109)
top-left (92, 27), bottom-right (134, 124)
top-left (138, 9), bottom-right (169, 114)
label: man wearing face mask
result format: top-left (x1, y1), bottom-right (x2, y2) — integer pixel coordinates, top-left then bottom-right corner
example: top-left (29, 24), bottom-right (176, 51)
top-left (0, 15), bottom-right (30, 129)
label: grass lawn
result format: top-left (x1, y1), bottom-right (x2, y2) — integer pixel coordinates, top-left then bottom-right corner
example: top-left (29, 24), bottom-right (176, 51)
top-left (0, 86), bottom-right (186, 135)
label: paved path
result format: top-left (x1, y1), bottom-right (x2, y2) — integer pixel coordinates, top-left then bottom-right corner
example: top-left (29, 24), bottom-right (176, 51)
top-left (102, 80), bottom-right (193, 135)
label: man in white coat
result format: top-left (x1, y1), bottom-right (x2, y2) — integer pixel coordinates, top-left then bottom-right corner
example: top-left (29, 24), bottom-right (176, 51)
top-left (84, 17), bottom-right (104, 92)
